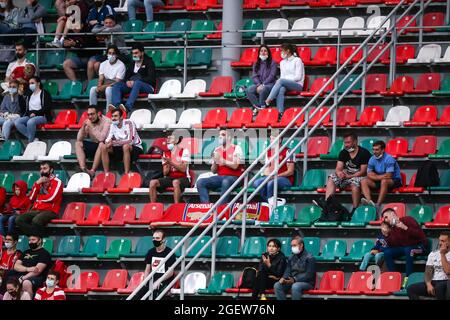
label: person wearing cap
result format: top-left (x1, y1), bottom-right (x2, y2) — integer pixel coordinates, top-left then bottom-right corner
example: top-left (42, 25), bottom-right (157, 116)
top-left (252, 129), bottom-right (295, 203)
top-left (149, 132), bottom-right (190, 204)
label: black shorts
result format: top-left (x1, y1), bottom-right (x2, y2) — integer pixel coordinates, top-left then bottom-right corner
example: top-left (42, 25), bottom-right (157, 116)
top-left (156, 177), bottom-right (190, 193)
top-left (111, 145), bottom-right (143, 162)
top-left (83, 140), bottom-right (99, 159)
top-left (374, 179), bottom-right (403, 190)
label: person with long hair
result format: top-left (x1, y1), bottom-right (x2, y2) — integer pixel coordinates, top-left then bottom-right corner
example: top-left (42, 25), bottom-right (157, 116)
top-left (2, 277), bottom-right (31, 300)
top-left (0, 0), bottom-right (20, 43)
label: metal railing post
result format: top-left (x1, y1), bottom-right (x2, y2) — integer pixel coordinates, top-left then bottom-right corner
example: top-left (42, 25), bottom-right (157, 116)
top-left (361, 44), bottom-right (368, 113)
top-left (183, 33), bottom-right (188, 86)
top-left (389, 22), bottom-right (397, 86)
top-left (333, 29), bottom-right (342, 145)
top-left (240, 175), bottom-right (248, 250)
top-left (211, 207), bottom-right (218, 280)
top-left (419, 0), bottom-right (424, 45)
top-left (302, 110), bottom-right (309, 176)
top-left (273, 140), bottom-right (279, 210)
top-left (180, 241), bottom-right (186, 300)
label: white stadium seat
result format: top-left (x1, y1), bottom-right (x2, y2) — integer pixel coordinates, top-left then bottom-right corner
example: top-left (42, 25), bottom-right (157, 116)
top-left (408, 44), bottom-right (442, 64)
top-left (342, 16), bottom-right (365, 36)
top-left (172, 79), bottom-right (206, 99)
top-left (282, 18), bottom-right (314, 38)
top-left (114, 0), bottom-right (128, 12)
top-left (313, 17), bottom-right (339, 37)
top-left (170, 272), bottom-right (206, 294)
top-left (168, 108), bottom-right (202, 129)
top-left (261, 18), bottom-right (289, 38)
top-left (433, 46), bottom-right (450, 63)
top-left (12, 141), bottom-right (47, 161)
top-left (361, 16), bottom-right (390, 35)
top-left (143, 108), bottom-right (177, 129)
top-left (130, 109), bottom-right (152, 129)
top-left (64, 173), bottom-right (91, 193)
top-left (37, 141), bottom-right (71, 161)
top-left (148, 79), bottom-right (182, 100)
top-left (376, 106), bottom-right (410, 127)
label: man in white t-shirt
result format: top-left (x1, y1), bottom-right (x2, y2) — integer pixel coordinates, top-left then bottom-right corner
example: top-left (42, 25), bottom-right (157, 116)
top-left (1, 43), bottom-right (36, 94)
top-left (89, 45), bottom-right (125, 111)
top-left (407, 231), bottom-right (450, 300)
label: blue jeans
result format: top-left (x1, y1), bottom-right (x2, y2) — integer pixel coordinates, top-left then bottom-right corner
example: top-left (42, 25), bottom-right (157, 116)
top-left (0, 214), bottom-right (17, 236)
top-left (0, 118), bottom-right (17, 141)
top-left (274, 281), bottom-right (313, 300)
top-left (266, 79), bottom-right (303, 114)
top-left (253, 177), bottom-right (292, 202)
top-left (246, 84), bottom-right (274, 108)
top-left (127, 0), bottom-right (164, 21)
top-left (359, 252), bottom-right (385, 271)
top-left (383, 245), bottom-right (425, 276)
top-left (196, 175), bottom-right (238, 204)
top-left (111, 80), bottom-right (154, 111)
top-left (14, 116), bottom-right (47, 142)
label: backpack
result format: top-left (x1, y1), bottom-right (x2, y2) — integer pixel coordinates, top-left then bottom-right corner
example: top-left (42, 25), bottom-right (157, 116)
top-left (317, 195), bottom-right (351, 222)
top-left (238, 267), bottom-right (257, 290)
top-left (52, 260), bottom-right (70, 289)
top-left (414, 161), bottom-right (440, 188)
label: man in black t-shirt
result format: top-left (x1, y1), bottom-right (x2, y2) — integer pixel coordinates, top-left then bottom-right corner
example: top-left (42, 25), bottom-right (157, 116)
top-left (315, 133), bottom-right (371, 213)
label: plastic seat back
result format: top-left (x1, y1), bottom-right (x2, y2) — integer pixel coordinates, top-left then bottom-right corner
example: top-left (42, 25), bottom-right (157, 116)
top-left (100, 269), bottom-right (128, 290)
top-left (216, 236), bottom-right (239, 257)
top-left (303, 237), bottom-right (321, 256)
top-left (130, 109), bottom-right (152, 129)
top-left (386, 138), bottom-right (408, 157)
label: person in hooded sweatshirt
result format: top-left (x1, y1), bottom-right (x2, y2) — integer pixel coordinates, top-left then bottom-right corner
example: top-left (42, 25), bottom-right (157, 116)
top-left (0, 180), bottom-right (30, 236)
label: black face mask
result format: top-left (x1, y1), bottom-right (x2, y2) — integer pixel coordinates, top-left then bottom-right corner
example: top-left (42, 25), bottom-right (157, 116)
top-left (16, 53), bottom-right (25, 59)
top-left (153, 240), bottom-right (162, 247)
top-left (40, 171), bottom-right (51, 177)
top-left (94, 1), bottom-right (103, 7)
top-left (29, 242), bottom-right (39, 250)
top-left (8, 291), bottom-right (18, 297)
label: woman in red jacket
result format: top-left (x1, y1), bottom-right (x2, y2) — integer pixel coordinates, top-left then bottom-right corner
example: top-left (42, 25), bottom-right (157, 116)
top-left (0, 180), bottom-right (31, 236)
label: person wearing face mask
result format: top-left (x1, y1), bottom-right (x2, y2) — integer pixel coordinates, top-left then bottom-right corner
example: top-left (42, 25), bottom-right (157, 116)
top-left (196, 130), bottom-right (244, 205)
top-left (252, 239), bottom-right (287, 300)
top-left (0, 79), bottom-right (26, 141)
top-left (264, 43), bottom-right (305, 120)
top-left (15, 161), bottom-right (63, 236)
top-left (12, 233), bottom-right (52, 297)
top-left (87, 0), bottom-right (115, 31)
top-left (11, 0), bottom-right (47, 42)
top-left (109, 43), bottom-right (156, 112)
top-left (0, 180), bottom-right (30, 236)
top-left (149, 132), bottom-right (190, 204)
top-left (246, 45), bottom-right (277, 113)
top-left (76, 105), bottom-right (111, 177)
top-left (361, 140), bottom-right (402, 214)
top-left (100, 108), bottom-right (143, 174)
top-left (2, 277), bottom-right (31, 300)
top-left (274, 235), bottom-right (316, 300)
top-left (34, 271), bottom-right (66, 300)
top-left (0, 0), bottom-right (20, 44)
top-left (0, 233), bottom-right (22, 285)
top-left (1, 42), bottom-right (35, 94)
top-left (89, 45), bottom-right (125, 110)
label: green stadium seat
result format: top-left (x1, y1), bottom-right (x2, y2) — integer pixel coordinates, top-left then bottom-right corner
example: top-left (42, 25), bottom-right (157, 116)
top-left (76, 79), bottom-right (98, 98)
top-left (122, 236), bottom-right (153, 258)
top-left (54, 80), bottom-right (82, 100)
top-left (75, 235), bottom-right (107, 257)
top-left (432, 77), bottom-right (450, 96)
top-left (188, 48), bottom-right (212, 67)
top-left (54, 170), bottom-right (68, 186)
top-left (243, 19), bottom-right (263, 38)
top-left (42, 238), bottom-right (54, 253)
top-left (216, 236), bottom-right (239, 258)
top-left (233, 236), bottom-right (266, 258)
top-left (25, 52), bottom-right (37, 65)
top-left (279, 237), bottom-right (292, 256)
top-left (39, 0), bottom-right (56, 14)
top-left (134, 21), bottom-right (165, 40)
top-left (40, 23), bottom-right (57, 42)
top-left (287, 205), bottom-right (322, 227)
top-left (393, 272), bottom-right (424, 296)
top-left (145, 50), bottom-right (163, 68)
top-left (0, 172), bottom-right (14, 190)
top-left (166, 236), bottom-right (183, 257)
top-left (158, 19), bottom-right (192, 38)
top-left (315, 239), bottom-right (347, 261)
top-left (340, 239), bottom-right (374, 262)
top-left (123, 19), bottom-right (144, 39)
top-left (429, 170), bottom-right (450, 191)
top-left (338, 75), bottom-right (362, 94)
top-left (159, 49), bottom-right (184, 68)
top-left (429, 139), bottom-right (450, 159)
top-left (408, 205), bottom-right (433, 224)
top-left (320, 138), bottom-right (343, 160)
top-left (0, 140), bottom-right (23, 160)
top-left (197, 272), bottom-right (234, 295)
top-left (53, 236), bottom-right (81, 257)
top-left (42, 81), bottom-right (59, 97)
top-left (224, 78), bottom-right (252, 99)
top-left (40, 50), bottom-right (65, 69)
top-left (17, 235), bottom-right (29, 252)
top-left (19, 172), bottom-right (41, 191)
top-left (233, 138), bottom-right (249, 161)
top-left (97, 238), bottom-right (132, 259)
top-left (292, 169), bottom-right (327, 191)
top-left (188, 20), bottom-right (215, 39)
top-left (186, 236), bottom-right (212, 258)
top-left (304, 237), bottom-right (321, 257)
top-left (260, 205), bottom-right (295, 227)
top-left (341, 206), bottom-right (376, 227)
top-left (360, 138), bottom-right (381, 154)
top-left (193, 138), bottom-right (217, 159)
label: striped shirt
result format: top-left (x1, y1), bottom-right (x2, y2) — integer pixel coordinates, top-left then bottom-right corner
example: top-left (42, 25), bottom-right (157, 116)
top-left (34, 286), bottom-right (66, 300)
top-left (105, 119), bottom-right (142, 149)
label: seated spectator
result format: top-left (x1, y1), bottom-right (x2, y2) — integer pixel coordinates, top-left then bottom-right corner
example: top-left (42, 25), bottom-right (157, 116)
top-left (0, 79), bottom-right (26, 141)
top-left (253, 129), bottom-right (294, 203)
top-left (382, 208), bottom-right (428, 281)
top-left (14, 76), bottom-right (52, 142)
top-left (15, 161), bottom-right (63, 236)
top-left (0, 0), bottom-right (20, 44)
top-left (87, 0), bottom-right (115, 32)
top-left (46, 0), bottom-right (89, 48)
top-left (0, 233), bottom-right (22, 284)
top-left (252, 238), bottom-right (286, 300)
top-left (55, 0), bottom-right (69, 16)
top-left (246, 45), bottom-right (277, 113)
top-left (89, 45), bottom-right (125, 110)
top-left (265, 43), bottom-right (305, 120)
top-left (1, 42), bottom-right (35, 94)
top-left (12, 0), bottom-right (47, 41)
top-left (76, 105), bottom-right (111, 176)
top-left (407, 231), bottom-right (450, 300)
top-left (12, 233), bottom-right (52, 297)
top-left (197, 130), bottom-right (244, 205)
top-left (0, 180), bottom-right (30, 236)
top-left (2, 277), bottom-right (31, 300)
top-left (274, 235), bottom-right (316, 300)
top-left (109, 43), bottom-right (156, 112)
top-left (34, 271), bottom-right (66, 300)
top-left (91, 15), bottom-right (127, 55)
top-left (149, 132), bottom-right (190, 204)
top-left (361, 141), bottom-right (402, 214)
top-left (127, 0), bottom-right (163, 23)
top-left (100, 108), bottom-right (143, 174)
top-left (359, 221), bottom-right (390, 271)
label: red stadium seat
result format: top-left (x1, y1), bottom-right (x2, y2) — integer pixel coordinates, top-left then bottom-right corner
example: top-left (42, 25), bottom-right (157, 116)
top-left (308, 0), bottom-right (332, 7)
top-left (334, 0), bottom-right (357, 6)
top-left (306, 271), bottom-right (345, 295)
top-left (43, 110), bottom-right (77, 129)
top-left (272, 107), bottom-right (304, 128)
top-left (405, 73), bottom-right (440, 94)
top-left (243, 0), bottom-right (259, 9)
top-left (301, 77), bottom-right (333, 97)
top-left (297, 136), bottom-right (330, 158)
top-left (395, 15), bottom-right (417, 34)
top-left (186, 0), bottom-right (222, 10)
top-left (425, 205), bottom-right (450, 228)
top-left (118, 272), bottom-right (145, 294)
top-left (309, 46), bottom-right (337, 66)
top-left (336, 272), bottom-right (373, 295)
top-left (349, 106), bottom-right (384, 127)
top-left (270, 47), bottom-right (283, 64)
top-left (353, 74), bottom-right (387, 95)
top-left (68, 112), bottom-right (88, 129)
top-left (259, 0), bottom-right (282, 8)
top-left (139, 138), bottom-right (169, 159)
top-left (423, 12), bottom-right (445, 32)
top-left (380, 76), bottom-right (414, 96)
top-left (397, 173), bottom-right (424, 193)
top-left (281, 0), bottom-right (308, 5)
top-left (398, 135), bottom-right (437, 157)
top-left (431, 106), bottom-right (450, 126)
top-left (76, 204), bottom-right (111, 226)
top-left (307, 107), bottom-right (331, 127)
top-left (151, 203), bottom-right (185, 227)
top-left (225, 274), bottom-right (253, 293)
top-left (385, 138), bottom-right (408, 158)
top-left (230, 48), bottom-right (258, 68)
top-left (179, 137), bottom-right (199, 156)
top-left (103, 204), bottom-right (136, 226)
top-left (199, 76), bottom-right (233, 97)
top-left (107, 173), bottom-right (142, 193)
top-left (90, 269), bottom-right (128, 292)
top-left (367, 44), bottom-right (390, 64)
top-left (82, 172), bottom-right (116, 193)
top-left (324, 106), bottom-right (357, 127)
top-left (193, 108), bottom-right (228, 129)
top-left (247, 108), bottom-right (279, 128)
top-left (225, 108), bottom-right (253, 128)
top-left (206, 21), bottom-right (222, 39)
top-left (369, 203), bottom-right (406, 226)
top-left (382, 45), bottom-right (415, 64)
top-left (162, 0), bottom-right (188, 10)
top-left (127, 203), bottom-right (164, 225)
top-left (340, 45), bottom-right (363, 64)
top-left (297, 46), bottom-right (313, 65)
top-left (51, 202), bottom-right (86, 224)
top-left (366, 272), bottom-right (402, 295)
top-left (64, 271), bottom-right (100, 294)
top-left (286, 75), bottom-right (309, 96)
top-left (404, 105), bottom-right (438, 127)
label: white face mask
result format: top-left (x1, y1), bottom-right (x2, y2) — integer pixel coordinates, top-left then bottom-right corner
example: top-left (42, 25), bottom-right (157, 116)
top-left (281, 52), bottom-right (288, 60)
top-left (218, 137), bottom-right (226, 146)
top-left (107, 54), bottom-right (116, 63)
top-left (375, 153), bottom-right (383, 159)
top-left (345, 146), bottom-right (356, 153)
top-left (29, 83), bottom-right (36, 92)
top-left (112, 120), bottom-right (119, 126)
top-left (291, 246), bottom-right (300, 255)
top-left (9, 87), bottom-right (18, 95)
top-left (259, 55), bottom-right (268, 61)
top-left (0, 2), bottom-right (6, 8)
top-left (5, 242), bottom-right (14, 249)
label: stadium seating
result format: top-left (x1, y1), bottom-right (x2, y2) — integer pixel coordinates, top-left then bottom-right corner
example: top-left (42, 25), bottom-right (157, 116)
top-left (425, 205), bottom-right (450, 227)
top-left (306, 271), bottom-right (345, 294)
top-left (197, 272), bottom-right (234, 294)
top-left (76, 205), bottom-right (111, 226)
top-left (143, 109), bottom-right (177, 129)
top-left (90, 269), bottom-right (128, 292)
top-left (0, 140), bottom-right (23, 161)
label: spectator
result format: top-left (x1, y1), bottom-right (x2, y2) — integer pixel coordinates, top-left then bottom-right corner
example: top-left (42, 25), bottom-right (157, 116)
top-left (382, 208), bottom-right (428, 280)
top-left (252, 129), bottom-right (294, 203)
top-left (0, 0), bottom-right (20, 44)
top-left (87, 0), bottom-right (115, 32)
top-left (0, 186), bottom-right (5, 211)
top-left (149, 132), bottom-right (190, 204)
top-left (76, 105), bottom-right (111, 176)
top-left (0, 233), bottom-right (22, 284)
top-left (128, 0), bottom-right (163, 22)
top-left (0, 79), bottom-right (26, 141)
top-left (361, 140), bottom-right (402, 214)
top-left (274, 235), bottom-right (316, 300)
top-left (100, 108), bottom-right (143, 173)
top-left (12, 0), bottom-right (47, 40)
top-left (14, 76), bottom-right (52, 142)
top-left (265, 43), bottom-right (305, 120)
top-left (12, 233), bottom-right (52, 297)
top-left (15, 161), bottom-right (63, 236)
top-left (246, 45), bottom-right (277, 113)
top-left (89, 45), bottom-right (125, 110)
top-left (34, 271), bottom-right (66, 300)
top-left (314, 132), bottom-right (371, 214)
top-left (359, 221), bottom-right (390, 271)
top-left (252, 238), bottom-right (286, 300)
top-left (197, 130), bottom-right (244, 205)
top-left (91, 15), bottom-right (127, 55)
top-left (0, 180), bottom-right (30, 236)
top-left (109, 43), bottom-right (156, 112)
top-left (407, 231), bottom-right (450, 300)
top-left (2, 277), bottom-right (31, 300)
top-left (1, 42), bottom-right (35, 94)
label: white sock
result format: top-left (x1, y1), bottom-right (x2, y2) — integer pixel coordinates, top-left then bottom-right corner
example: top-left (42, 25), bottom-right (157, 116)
top-left (60, 36), bottom-right (64, 43)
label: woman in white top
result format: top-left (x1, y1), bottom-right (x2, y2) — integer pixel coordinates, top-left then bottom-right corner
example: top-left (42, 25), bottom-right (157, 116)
top-left (89, 45), bottom-right (126, 111)
top-left (265, 43), bottom-right (305, 118)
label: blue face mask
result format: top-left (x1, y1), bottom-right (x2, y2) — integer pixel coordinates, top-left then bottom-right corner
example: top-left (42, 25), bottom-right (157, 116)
top-left (29, 84), bottom-right (36, 92)
top-left (167, 143), bottom-right (174, 151)
top-left (46, 279), bottom-right (55, 288)
top-left (9, 87), bottom-right (18, 95)
top-left (112, 120), bottom-right (120, 126)
top-left (132, 56), bottom-right (140, 62)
